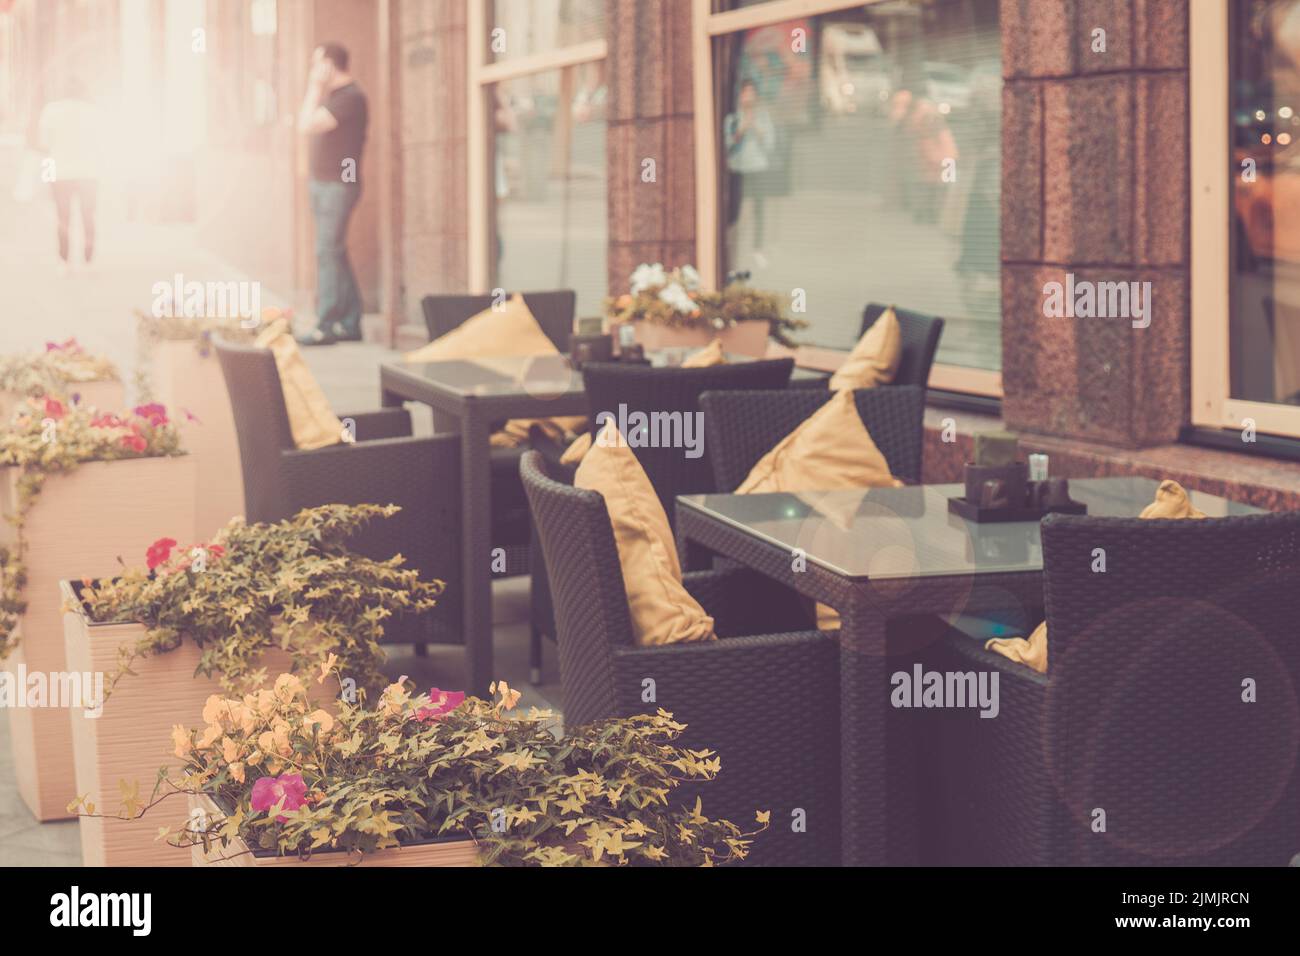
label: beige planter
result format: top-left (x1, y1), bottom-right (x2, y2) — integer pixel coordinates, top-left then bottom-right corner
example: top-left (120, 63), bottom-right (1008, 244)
top-left (612, 319), bottom-right (771, 358)
top-left (0, 379), bottom-right (125, 423)
top-left (149, 340), bottom-right (244, 539)
top-left (61, 583), bottom-right (334, 866)
top-left (187, 793), bottom-right (480, 867)
top-left (2, 454), bottom-right (196, 821)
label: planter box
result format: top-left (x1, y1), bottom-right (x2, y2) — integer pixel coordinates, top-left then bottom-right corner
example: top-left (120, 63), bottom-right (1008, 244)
top-left (0, 379), bottom-right (125, 423)
top-left (187, 794), bottom-right (480, 867)
top-left (149, 340), bottom-right (244, 539)
top-left (610, 319), bottom-right (771, 358)
top-left (2, 454), bottom-right (196, 821)
top-left (61, 583), bottom-right (333, 867)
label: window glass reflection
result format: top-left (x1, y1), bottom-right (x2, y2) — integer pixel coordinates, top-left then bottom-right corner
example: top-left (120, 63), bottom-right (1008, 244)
top-left (718, 0), bottom-right (1001, 371)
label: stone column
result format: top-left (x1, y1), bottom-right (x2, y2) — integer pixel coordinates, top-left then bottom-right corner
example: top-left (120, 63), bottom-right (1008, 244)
top-left (605, 0), bottom-right (697, 295)
top-left (395, 0), bottom-right (469, 347)
top-left (1000, 0), bottom-right (1189, 448)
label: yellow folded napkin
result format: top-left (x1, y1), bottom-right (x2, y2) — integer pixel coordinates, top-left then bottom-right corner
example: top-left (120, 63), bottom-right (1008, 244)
top-left (985, 480), bottom-right (1206, 674)
top-left (682, 338), bottom-right (726, 368)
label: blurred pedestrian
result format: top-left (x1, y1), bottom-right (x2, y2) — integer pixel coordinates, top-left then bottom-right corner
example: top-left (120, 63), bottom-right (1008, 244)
top-left (36, 77), bottom-right (104, 270)
top-left (296, 42), bottom-right (368, 345)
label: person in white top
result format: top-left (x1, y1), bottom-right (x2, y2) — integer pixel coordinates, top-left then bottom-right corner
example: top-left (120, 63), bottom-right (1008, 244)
top-left (36, 78), bottom-right (104, 265)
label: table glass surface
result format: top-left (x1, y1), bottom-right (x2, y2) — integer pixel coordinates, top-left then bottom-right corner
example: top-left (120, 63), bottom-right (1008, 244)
top-left (389, 349), bottom-right (826, 397)
top-left (678, 477), bottom-right (1264, 581)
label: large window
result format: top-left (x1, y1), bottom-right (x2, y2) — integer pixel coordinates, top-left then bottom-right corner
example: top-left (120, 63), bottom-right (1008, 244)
top-left (695, 0), bottom-right (1003, 393)
top-left (1193, 0), bottom-right (1300, 438)
top-left (469, 1), bottom-right (607, 318)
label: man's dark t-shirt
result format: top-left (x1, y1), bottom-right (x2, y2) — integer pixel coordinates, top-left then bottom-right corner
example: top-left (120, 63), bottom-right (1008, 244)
top-left (310, 83), bottom-right (368, 183)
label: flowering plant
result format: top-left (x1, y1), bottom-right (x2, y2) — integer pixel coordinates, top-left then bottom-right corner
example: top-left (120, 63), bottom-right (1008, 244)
top-left (75, 504), bottom-right (443, 697)
top-left (605, 263), bottom-right (807, 346)
top-left (74, 673), bottom-right (767, 866)
top-left (0, 399), bottom-right (184, 660)
top-left (0, 338), bottom-right (119, 398)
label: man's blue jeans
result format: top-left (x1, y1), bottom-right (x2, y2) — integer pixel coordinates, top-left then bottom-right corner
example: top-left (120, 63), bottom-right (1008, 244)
top-left (309, 179), bottom-right (362, 336)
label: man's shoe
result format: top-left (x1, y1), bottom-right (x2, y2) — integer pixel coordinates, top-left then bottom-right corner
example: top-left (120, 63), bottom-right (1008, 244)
top-left (296, 328), bottom-right (337, 346)
top-left (330, 323), bottom-right (363, 343)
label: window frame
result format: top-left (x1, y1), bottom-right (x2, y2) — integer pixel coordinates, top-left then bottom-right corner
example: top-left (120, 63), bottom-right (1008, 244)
top-left (466, 0), bottom-right (608, 294)
top-left (691, 0), bottom-right (1003, 396)
top-left (1190, 0), bottom-right (1300, 439)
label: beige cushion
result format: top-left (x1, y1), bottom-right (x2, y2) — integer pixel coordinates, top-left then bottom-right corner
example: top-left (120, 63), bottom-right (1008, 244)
top-left (682, 338), bottom-right (726, 368)
top-left (736, 389), bottom-right (902, 629)
top-left (986, 480), bottom-right (1207, 674)
top-left (575, 419), bottom-right (715, 647)
top-left (402, 294), bottom-right (557, 363)
top-left (254, 321), bottom-right (343, 451)
top-left (404, 294), bottom-right (581, 447)
top-left (829, 306), bottom-right (902, 391)
top-left (737, 389), bottom-right (903, 494)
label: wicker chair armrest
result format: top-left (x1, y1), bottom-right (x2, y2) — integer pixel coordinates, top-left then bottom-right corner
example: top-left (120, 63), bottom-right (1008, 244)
top-left (612, 628), bottom-right (834, 677)
top-left (683, 567), bottom-right (814, 637)
top-left (336, 408), bottom-right (413, 442)
top-left (277, 434), bottom-right (459, 514)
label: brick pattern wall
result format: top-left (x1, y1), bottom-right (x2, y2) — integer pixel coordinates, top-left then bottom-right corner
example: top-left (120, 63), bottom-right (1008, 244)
top-left (1000, 0), bottom-right (1190, 448)
top-left (605, 0), bottom-right (697, 294)
top-left (397, 0), bottom-right (469, 336)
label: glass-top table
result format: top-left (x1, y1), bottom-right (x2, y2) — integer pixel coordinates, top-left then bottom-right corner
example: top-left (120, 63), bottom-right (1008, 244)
top-left (675, 476), bottom-right (1264, 867)
top-left (678, 477), bottom-right (1262, 582)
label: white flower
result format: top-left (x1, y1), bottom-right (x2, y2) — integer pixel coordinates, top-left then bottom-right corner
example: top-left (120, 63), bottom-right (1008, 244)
top-left (678, 265), bottom-right (702, 291)
top-left (658, 282), bottom-right (696, 315)
top-left (629, 262), bottom-right (667, 295)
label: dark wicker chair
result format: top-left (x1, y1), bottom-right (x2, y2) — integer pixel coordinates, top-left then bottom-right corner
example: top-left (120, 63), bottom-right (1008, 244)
top-left (934, 511), bottom-right (1300, 866)
top-left (700, 385), bottom-right (926, 493)
top-left (520, 450), bottom-right (840, 865)
top-left (786, 304), bottom-right (944, 392)
top-left (215, 339), bottom-right (462, 650)
top-left (414, 290), bottom-right (578, 572)
top-left (860, 303), bottom-right (944, 390)
top-left (526, 358), bottom-right (795, 683)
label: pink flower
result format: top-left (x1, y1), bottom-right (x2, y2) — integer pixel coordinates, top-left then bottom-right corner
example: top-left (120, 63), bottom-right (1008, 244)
top-left (120, 432), bottom-right (147, 453)
top-left (146, 537), bottom-right (177, 570)
top-left (43, 398), bottom-right (65, 420)
top-left (133, 403), bottom-right (169, 427)
top-left (183, 408), bottom-right (201, 424)
top-left (45, 337), bottom-right (79, 353)
top-left (250, 773), bottom-right (309, 822)
top-left (91, 413), bottom-right (125, 429)
top-left (416, 688), bottom-right (466, 722)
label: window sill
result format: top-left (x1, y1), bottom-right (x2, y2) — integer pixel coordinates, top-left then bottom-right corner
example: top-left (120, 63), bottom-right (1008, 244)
top-left (922, 407), bottom-right (1300, 511)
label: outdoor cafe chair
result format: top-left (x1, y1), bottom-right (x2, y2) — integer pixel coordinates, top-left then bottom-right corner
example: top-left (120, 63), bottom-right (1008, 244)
top-left (215, 339), bottom-right (463, 651)
top-left (933, 510), bottom-right (1300, 866)
top-left (526, 357), bottom-right (796, 683)
top-left (520, 450), bottom-right (841, 865)
top-left (786, 304), bottom-right (943, 393)
top-left (700, 384), bottom-right (926, 493)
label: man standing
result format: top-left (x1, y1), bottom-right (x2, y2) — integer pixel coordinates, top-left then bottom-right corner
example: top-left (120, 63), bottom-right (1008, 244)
top-left (297, 43), bottom-right (368, 345)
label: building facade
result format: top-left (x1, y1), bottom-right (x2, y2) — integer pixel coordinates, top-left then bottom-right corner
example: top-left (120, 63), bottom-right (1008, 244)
top-left (6, 0), bottom-right (1299, 506)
